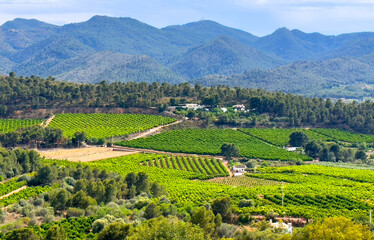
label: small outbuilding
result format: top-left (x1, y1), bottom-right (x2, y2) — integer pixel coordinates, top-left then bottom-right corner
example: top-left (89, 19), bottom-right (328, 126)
top-left (233, 165), bottom-right (247, 176)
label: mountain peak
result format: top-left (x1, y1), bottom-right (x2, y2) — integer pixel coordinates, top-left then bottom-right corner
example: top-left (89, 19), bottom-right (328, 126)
top-left (1, 18), bottom-right (56, 30)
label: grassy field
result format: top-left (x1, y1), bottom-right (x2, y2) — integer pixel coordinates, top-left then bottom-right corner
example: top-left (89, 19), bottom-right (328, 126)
top-left (118, 129), bottom-right (312, 161)
top-left (0, 118), bottom-right (43, 133)
top-left (48, 113), bottom-right (176, 139)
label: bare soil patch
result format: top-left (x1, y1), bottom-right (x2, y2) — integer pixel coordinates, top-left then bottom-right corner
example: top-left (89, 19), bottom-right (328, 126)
top-left (38, 147), bottom-right (139, 162)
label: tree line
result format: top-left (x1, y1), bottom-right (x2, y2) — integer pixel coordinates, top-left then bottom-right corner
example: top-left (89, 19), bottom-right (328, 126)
top-left (0, 74), bottom-right (373, 134)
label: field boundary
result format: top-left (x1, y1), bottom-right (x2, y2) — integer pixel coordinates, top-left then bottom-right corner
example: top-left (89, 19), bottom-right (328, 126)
top-left (127, 119), bottom-right (183, 140)
top-left (0, 186), bottom-right (27, 201)
top-left (41, 115), bottom-right (55, 128)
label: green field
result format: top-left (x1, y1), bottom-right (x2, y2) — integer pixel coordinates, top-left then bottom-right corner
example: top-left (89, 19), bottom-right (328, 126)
top-left (45, 154), bottom-right (374, 219)
top-left (0, 118), bottom-right (43, 133)
top-left (310, 128), bottom-right (374, 143)
top-left (48, 113), bottom-right (177, 138)
top-left (238, 128), bottom-right (334, 146)
top-left (118, 129), bottom-right (312, 161)
top-left (143, 155), bottom-right (229, 178)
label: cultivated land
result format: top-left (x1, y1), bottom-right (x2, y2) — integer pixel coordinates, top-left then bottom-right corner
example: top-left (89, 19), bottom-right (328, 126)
top-left (118, 129), bottom-right (312, 161)
top-left (48, 113), bottom-right (177, 138)
top-left (38, 147), bottom-right (139, 162)
top-left (2, 112), bottom-right (374, 237)
top-left (45, 153), bottom-right (374, 219)
top-left (0, 119), bottom-right (43, 133)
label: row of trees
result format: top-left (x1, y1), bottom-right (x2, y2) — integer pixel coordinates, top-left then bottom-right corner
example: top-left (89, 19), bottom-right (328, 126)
top-left (0, 75), bottom-right (373, 134)
top-left (289, 131), bottom-right (367, 162)
top-left (0, 126), bottom-right (95, 148)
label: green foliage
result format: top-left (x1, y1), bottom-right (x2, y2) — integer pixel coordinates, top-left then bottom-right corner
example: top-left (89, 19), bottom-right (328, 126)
top-left (49, 113), bottom-right (176, 138)
top-left (127, 216), bottom-right (207, 240)
top-left (0, 119), bottom-right (42, 133)
top-left (0, 186), bottom-right (52, 207)
top-left (120, 129), bottom-right (311, 161)
top-left (0, 178), bottom-right (26, 196)
top-left (142, 156), bottom-right (229, 178)
top-left (221, 143), bottom-right (240, 160)
top-left (292, 216), bottom-right (374, 240)
top-left (311, 128), bottom-right (374, 143)
top-left (4, 228), bottom-right (39, 240)
top-left (45, 225), bottom-right (67, 240)
top-left (289, 132), bottom-right (309, 147)
top-left (97, 222), bottom-right (132, 240)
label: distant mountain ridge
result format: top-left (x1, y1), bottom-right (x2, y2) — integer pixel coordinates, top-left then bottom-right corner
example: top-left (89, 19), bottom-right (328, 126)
top-left (0, 15), bottom-right (373, 98)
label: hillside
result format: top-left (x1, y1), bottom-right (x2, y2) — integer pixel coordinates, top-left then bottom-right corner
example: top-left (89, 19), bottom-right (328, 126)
top-left (170, 36), bottom-right (286, 79)
top-left (0, 16), bottom-right (374, 98)
top-left (56, 52), bottom-right (186, 84)
top-left (195, 58), bottom-right (374, 97)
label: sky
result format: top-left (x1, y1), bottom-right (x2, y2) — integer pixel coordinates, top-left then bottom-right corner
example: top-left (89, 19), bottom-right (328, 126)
top-left (0, 0), bottom-right (374, 36)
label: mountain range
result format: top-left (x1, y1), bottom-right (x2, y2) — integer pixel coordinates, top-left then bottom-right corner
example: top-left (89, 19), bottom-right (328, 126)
top-left (0, 16), bottom-right (374, 98)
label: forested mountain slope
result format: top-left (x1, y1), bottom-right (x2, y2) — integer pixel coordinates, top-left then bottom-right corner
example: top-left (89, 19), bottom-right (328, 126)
top-left (0, 16), bottom-right (374, 98)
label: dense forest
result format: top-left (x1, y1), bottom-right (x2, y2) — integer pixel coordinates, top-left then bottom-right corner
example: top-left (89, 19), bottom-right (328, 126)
top-left (0, 74), bottom-right (373, 134)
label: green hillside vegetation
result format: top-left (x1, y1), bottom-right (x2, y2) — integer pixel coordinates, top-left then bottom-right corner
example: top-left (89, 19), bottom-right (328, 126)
top-left (0, 76), bottom-right (373, 135)
top-left (118, 129), bottom-right (311, 161)
top-left (195, 58), bottom-right (374, 97)
top-left (170, 36), bottom-right (285, 79)
top-left (44, 154), bottom-right (374, 219)
top-left (56, 52), bottom-right (186, 84)
top-left (48, 113), bottom-right (176, 138)
top-left (1, 17), bottom-right (374, 98)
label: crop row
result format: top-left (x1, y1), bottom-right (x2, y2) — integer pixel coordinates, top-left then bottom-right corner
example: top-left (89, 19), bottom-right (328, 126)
top-left (310, 128), bottom-right (374, 143)
top-left (43, 154), bottom-right (374, 219)
top-left (0, 119), bottom-right (42, 133)
top-left (208, 176), bottom-right (281, 188)
top-left (265, 194), bottom-right (370, 211)
top-left (49, 113), bottom-right (176, 138)
top-left (119, 129), bottom-right (311, 161)
top-left (144, 156), bottom-right (229, 178)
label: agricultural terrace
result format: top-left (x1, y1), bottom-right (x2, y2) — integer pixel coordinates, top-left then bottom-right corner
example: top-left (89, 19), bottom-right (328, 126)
top-left (118, 129), bottom-right (312, 161)
top-left (45, 154), bottom-right (374, 219)
top-left (238, 128), bottom-right (334, 146)
top-left (0, 119), bottom-right (43, 133)
top-left (48, 113), bottom-right (176, 138)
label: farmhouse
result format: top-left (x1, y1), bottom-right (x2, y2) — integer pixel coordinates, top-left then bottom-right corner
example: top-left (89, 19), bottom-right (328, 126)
top-left (233, 165), bottom-right (247, 176)
top-left (233, 104), bottom-right (246, 111)
top-left (182, 104), bottom-right (206, 110)
top-left (285, 147), bottom-right (297, 152)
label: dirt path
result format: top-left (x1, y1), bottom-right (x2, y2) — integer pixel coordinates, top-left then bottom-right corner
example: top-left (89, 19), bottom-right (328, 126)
top-left (41, 115), bottom-right (55, 128)
top-left (0, 186), bottom-right (27, 200)
top-left (127, 120), bottom-right (183, 140)
top-left (222, 160), bottom-right (233, 177)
